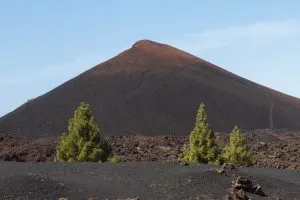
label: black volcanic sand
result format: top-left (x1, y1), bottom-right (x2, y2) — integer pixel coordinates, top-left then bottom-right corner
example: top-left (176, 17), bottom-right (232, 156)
top-left (0, 162), bottom-right (299, 200)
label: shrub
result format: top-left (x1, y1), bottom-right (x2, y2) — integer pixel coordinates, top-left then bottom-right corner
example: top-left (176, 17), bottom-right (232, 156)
top-left (223, 126), bottom-right (251, 166)
top-left (56, 102), bottom-right (111, 162)
top-left (179, 102), bottom-right (221, 165)
top-left (215, 135), bottom-right (222, 147)
top-left (111, 155), bottom-right (127, 163)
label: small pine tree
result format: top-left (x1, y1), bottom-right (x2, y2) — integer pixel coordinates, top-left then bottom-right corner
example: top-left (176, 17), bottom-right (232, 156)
top-left (56, 102), bottom-right (111, 162)
top-left (223, 126), bottom-right (251, 166)
top-left (179, 102), bottom-right (221, 164)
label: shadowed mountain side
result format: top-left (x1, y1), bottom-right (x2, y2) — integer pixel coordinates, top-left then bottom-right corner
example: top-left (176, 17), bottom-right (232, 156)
top-left (1, 40), bottom-right (300, 138)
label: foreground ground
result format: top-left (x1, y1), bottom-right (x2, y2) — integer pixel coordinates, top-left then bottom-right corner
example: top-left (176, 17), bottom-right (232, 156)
top-left (0, 129), bottom-right (299, 199)
top-left (0, 162), bottom-right (299, 200)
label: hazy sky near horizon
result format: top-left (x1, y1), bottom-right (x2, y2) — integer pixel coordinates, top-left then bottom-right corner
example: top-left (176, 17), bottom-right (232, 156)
top-left (1, 1), bottom-right (300, 117)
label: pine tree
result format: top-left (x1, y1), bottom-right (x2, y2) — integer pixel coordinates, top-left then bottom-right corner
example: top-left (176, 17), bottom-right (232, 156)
top-left (223, 126), bottom-right (251, 166)
top-left (56, 102), bottom-right (111, 162)
top-left (179, 102), bottom-right (221, 164)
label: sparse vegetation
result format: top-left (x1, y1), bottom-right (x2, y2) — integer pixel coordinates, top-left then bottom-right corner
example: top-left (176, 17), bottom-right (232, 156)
top-left (215, 135), bottom-right (222, 147)
top-left (111, 155), bottom-right (127, 163)
top-left (56, 102), bottom-right (111, 162)
top-left (223, 126), bottom-right (251, 166)
top-left (178, 102), bottom-right (221, 165)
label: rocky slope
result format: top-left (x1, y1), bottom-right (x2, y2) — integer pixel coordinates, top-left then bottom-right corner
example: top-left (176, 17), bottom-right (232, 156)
top-left (1, 130), bottom-right (299, 170)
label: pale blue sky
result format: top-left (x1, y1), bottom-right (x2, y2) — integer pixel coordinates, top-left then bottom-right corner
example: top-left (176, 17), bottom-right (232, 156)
top-left (1, 1), bottom-right (300, 117)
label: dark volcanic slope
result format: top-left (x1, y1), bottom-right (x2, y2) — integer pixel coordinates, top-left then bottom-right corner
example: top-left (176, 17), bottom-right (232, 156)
top-left (1, 40), bottom-right (300, 138)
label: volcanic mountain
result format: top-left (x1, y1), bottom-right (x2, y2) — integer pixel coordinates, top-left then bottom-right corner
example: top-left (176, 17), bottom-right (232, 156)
top-left (1, 40), bottom-right (300, 138)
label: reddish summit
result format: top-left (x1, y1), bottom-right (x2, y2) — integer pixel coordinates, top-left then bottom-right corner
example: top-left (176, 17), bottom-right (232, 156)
top-left (130, 39), bottom-right (200, 62)
top-left (132, 39), bottom-right (164, 49)
top-left (1, 40), bottom-right (300, 138)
